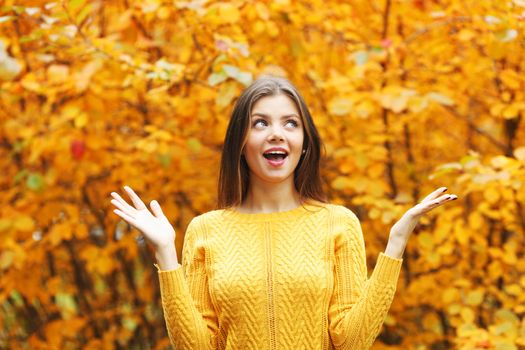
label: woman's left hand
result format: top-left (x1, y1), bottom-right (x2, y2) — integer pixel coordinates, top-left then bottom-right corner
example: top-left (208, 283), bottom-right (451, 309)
top-left (385, 187), bottom-right (458, 258)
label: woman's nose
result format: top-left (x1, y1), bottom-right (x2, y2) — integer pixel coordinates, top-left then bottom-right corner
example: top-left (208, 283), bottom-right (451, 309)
top-left (268, 126), bottom-right (285, 141)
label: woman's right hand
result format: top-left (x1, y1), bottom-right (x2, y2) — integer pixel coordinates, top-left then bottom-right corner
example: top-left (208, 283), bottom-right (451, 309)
top-left (110, 186), bottom-right (176, 253)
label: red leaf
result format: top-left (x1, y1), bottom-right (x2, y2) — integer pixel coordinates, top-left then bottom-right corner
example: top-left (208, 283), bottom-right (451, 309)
top-left (70, 139), bottom-right (85, 160)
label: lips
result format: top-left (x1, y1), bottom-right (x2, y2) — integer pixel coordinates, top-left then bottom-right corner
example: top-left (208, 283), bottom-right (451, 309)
top-left (262, 147), bottom-right (288, 167)
top-left (262, 147), bottom-right (289, 160)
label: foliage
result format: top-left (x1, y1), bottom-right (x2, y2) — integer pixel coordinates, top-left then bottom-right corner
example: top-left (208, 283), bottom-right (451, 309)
top-left (0, 0), bottom-right (524, 349)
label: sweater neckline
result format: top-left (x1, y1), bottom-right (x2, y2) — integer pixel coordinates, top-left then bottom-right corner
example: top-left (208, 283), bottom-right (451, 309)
top-left (223, 199), bottom-right (326, 222)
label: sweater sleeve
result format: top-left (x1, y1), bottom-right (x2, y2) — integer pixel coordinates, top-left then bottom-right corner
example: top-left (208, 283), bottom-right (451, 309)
top-left (328, 208), bottom-right (403, 350)
top-left (156, 216), bottom-right (219, 349)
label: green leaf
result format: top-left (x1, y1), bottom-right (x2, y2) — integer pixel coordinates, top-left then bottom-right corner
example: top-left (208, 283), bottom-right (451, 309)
top-left (19, 30), bottom-right (43, 43)
top-left (208, 72), bottom-right (228, 86)
top-left (234, 71), bottom-right (252, 86)
top-left (10, 290), bottom-right (24, 307)
top-left (26, 173), bottom-right (44, 191)
top-left (122, 317), bottom-right (138, 331)
top-left (187, 138), bottom-right (202, 153)
top-left (215, 82), bottom-right (237, 107)
top-left (222, 64), bottom-right (253, 85)
top-left (223, 64), bottom-right (240, 78)
top-left (13, 6), bottom-right (25, 15)
top-left (212, 54), bottom-right (227, 66)
top-left (157, 153), bottom-right (171, 167)
top-left (55, 293), bottom-right (78, 318)
top-left (14, 169), bottom-right (29, 184)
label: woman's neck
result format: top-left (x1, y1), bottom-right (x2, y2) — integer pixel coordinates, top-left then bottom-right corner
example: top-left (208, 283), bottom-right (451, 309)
top-left (236, 178), bottom-right (302, 214)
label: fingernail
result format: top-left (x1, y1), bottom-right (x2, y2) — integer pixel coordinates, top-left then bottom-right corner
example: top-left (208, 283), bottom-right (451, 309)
top-left (452, 197), bottom-right (457, 200)
top-left (442, 187), bottom-right (447, 192)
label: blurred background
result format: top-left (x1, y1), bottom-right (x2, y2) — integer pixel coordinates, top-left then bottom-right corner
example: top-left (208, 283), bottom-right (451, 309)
top-left (1, 0), bottom-right (524, 349)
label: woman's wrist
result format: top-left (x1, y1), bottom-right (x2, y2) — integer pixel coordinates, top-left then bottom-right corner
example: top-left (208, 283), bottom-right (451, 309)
top-left (384, 234), bottom-right (407, 259)
top-left (154, 245), bottom-right (180, 271)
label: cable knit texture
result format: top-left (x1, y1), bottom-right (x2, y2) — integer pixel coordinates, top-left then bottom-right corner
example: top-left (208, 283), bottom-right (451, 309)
top-left (156, 200), bottom-right (403, 349)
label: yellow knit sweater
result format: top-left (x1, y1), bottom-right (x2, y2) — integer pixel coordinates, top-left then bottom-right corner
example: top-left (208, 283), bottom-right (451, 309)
top-left (156, 201), bottom-right (403, 349)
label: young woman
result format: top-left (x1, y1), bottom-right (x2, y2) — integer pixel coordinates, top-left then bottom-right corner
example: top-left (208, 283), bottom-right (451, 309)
top-left (110, 76), bottom-right (458, 349)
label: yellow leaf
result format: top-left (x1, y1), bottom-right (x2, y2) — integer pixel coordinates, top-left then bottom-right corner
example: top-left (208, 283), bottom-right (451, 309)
top-left (503, 104), bottom-right (520, 119)
top-left (460, 307), bottom-right (475, 323)
top-left (75, 60), bottom-right (102, 92)
top-left (483, 187), bottom-right (500, 204)
top-left (426, 92), bottom-right (455, 106)
top-left (75, 223), bottom-right (89, 239)
top-left (14, 216), bottom-right (35, 231)
top-left (458, 29), bottom-right (476, 41)
top-left (206, 3), bottom-right (240, 24)
top-left (490, 103), bottom-right (506, 117)
top-left (328, 97), bottom-right (353, 116)
top-left (74, 112), bottom-right (88, 128)
top-left (47, 64), bottom-right (69, 83)
top-left (447, 303), bottom-right (461, 315)
top-left (455, 225), bottom-right (470, 245)
top-left (331, 176), bottom-right (352, 190)
top-left (0, 218), bottom-right (12, 232)
top-left (49, 222), bottom-right (71, 246)
top-left (423, 313), bottom-right (443, 333)
top-left (378, 86), bottom-right (416, 113)
top-left (0, 251), bottom-right (14, 269)
top-left (504, 284), bottom-right (522, 296)
top-left (488, 261), bottom-right (503, 279)
top-left (407, 96), bottom-right (429, 113)
top-left (255, 2), bottom-right (269, 20)
top-left (417, 232), bottom-right (434, 250)
top-left (354, 99), bottom-right (376, 118)
top-left (500, 69), bottom-right (522, 90)
top-left (442, 287), bottom-right (459, 303)
top-left (495, 309), bottom-right (519, 323)
top-left (468, 212), bottom-right (484, 230)
top-left (465, 289), bottom-right (485, 306)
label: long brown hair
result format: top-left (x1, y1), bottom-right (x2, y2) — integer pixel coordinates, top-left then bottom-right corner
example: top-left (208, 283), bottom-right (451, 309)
top-left (217, 75), bottom-right (327, 209)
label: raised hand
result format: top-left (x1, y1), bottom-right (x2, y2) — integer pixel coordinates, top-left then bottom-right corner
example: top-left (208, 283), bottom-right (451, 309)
top-left (110, 186), bottom-right (176, 252)
top-left (385, 186), bottom-right (458, 259)
top-left (405, 186), bottom-right (458, 219)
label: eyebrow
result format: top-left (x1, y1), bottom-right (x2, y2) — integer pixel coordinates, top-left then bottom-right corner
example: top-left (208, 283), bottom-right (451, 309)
top-left (251, 113), bottom-right (300, 119)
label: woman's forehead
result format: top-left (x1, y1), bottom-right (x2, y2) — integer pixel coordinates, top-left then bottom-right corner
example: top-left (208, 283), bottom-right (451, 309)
top-left (250, 94), bottom-right (300, 116)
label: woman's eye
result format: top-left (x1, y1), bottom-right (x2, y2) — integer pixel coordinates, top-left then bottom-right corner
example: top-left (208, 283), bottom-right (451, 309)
top-left (286, 119), bottom-right (299, 128)
top-left (253, 119), bottom-right (267, 127)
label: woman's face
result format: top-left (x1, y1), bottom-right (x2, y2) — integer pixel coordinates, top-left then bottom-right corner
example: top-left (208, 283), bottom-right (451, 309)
top-left (242, 94), bottom-right (304, 185)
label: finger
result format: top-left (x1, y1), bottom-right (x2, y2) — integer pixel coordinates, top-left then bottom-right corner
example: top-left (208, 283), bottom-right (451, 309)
top-left (113, 208), bottom-right (138, 226)
top-left (124, 186), bottom-right (147, 210)
top-left (110, 199), bottom-right (133, 217)
top-left (421, 187), bottom-right (448, 202)
top-left (150, 200), bottom-right (164, 218)
top-left (427, 194), bottom-right (458, 209)
top-left (111, 192), bottom-right (137, 213)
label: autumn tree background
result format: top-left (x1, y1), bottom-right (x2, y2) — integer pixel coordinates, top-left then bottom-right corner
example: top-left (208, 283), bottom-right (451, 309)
top-left (1, 0), bottom-right (524, 349)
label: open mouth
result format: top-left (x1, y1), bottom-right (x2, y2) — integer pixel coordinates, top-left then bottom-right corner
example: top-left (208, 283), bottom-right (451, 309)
top-left (263, 151), bottom-right (288, 162)
top-left (262, 151), bottom-right (288, 161)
